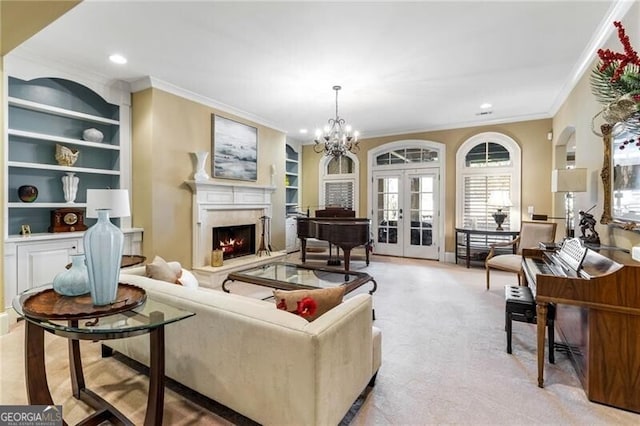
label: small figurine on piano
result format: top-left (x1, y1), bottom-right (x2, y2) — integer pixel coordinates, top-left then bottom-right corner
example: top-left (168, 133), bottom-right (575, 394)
top-left (579, 209), bottom-right (600, 245)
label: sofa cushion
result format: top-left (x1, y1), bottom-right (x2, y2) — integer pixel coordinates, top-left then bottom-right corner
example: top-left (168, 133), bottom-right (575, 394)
top-left (146, 255), bottom-right (180, 284)
top-left (274, 286), bottom-right (345, 321)
top-left (178, 268), bottom-right (199, 288)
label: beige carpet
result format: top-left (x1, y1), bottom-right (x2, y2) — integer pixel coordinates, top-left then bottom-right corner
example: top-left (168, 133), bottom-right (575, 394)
top-left (2, 254), bottom-right (640, 425)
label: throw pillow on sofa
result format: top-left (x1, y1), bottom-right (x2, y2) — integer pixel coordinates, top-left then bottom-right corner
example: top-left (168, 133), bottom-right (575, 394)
top-left (146, 256), bottom-right (199, 288)
top-left (146, 255), bottom-right (180, 284)
top-left (274, 286), bottom-right (345, 321)
top-left (178, 269), bottom-right (199, 288)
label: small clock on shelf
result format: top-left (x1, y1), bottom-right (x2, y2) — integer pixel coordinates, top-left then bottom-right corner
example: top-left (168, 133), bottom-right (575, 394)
top-left (49, 208), bottom-right (88, 233)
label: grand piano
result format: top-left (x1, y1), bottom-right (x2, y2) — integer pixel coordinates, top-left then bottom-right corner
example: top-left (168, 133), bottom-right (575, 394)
top-left (522, 238), bottom-right (640, 413)
top-left (296, 215), bottom-right (371, 271)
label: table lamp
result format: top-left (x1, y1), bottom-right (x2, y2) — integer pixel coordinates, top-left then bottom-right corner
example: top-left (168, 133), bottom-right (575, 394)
top-left (551, 168), bottom-right (587, 238)
top-left (488, 190), bottom-right (512, 230)
top-left (84, 189), bottom-right (131, 305)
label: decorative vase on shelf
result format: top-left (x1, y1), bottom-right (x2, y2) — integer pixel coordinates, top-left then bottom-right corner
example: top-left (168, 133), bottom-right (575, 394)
top-left (55, 144), bottom-right (79, 166)
top-left (52, 254), bottom-right (90, 297)
top-left (193, 151), bottom-right (210, 181)
top-left (18, 185), bottom-right (38, 202)
top-left (82, 128), bottom-right (104, 143)
top-left (62, 172), bottom-right (79, 203)
top-left (84, 209), bottom-right (124, 306)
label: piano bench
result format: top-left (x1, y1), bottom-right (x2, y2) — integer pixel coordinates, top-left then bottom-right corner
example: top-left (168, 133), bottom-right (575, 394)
top-left (504, 285), bottom-right (555, 364)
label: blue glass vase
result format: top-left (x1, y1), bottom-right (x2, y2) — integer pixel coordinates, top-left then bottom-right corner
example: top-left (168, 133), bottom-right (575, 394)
top-left (84, 209), bottom-right (124, 306)
top-left (52, 254), bottom-right (89, 296)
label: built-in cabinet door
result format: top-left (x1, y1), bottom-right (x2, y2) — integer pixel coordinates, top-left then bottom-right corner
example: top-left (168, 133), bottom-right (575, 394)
top-left (285, 217), bottom-right (300, 253)
top-left (16, 239), bottom-right (81, 295)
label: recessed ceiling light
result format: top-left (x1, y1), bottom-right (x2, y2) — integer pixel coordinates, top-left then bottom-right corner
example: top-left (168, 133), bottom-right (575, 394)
top-left (109, 54), bottom-right (127, 65)
top-left (480, 102), bottom-right (492, 109)
top-left (299, 129), bottom-right (308, 134)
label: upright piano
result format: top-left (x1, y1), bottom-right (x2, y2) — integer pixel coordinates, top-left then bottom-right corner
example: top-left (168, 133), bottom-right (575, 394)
top-left (296, 217), bottom-right (371, 271)
top-left (522, 238), bottom-right (640, 413)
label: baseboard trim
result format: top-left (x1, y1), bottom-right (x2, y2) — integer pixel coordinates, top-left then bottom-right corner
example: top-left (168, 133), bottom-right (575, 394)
top-left (0, 312), bottom-right (9, 336)
top-left (444, 251), bottom-right (456, 263)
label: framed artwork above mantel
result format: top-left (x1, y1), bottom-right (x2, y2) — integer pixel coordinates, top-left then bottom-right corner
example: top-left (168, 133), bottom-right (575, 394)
top-left (211, 115), bottom-right (258, 181)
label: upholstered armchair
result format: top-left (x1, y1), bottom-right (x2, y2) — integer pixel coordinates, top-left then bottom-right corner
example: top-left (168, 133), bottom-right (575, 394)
top-left (485, 221), bottom-right (557, 290)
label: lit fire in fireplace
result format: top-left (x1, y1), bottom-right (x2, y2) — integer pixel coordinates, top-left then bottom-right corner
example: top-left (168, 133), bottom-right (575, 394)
top-left (213, 224), bottom-right (255, 260)
top-left (219, 238), bottom-right (245, 254)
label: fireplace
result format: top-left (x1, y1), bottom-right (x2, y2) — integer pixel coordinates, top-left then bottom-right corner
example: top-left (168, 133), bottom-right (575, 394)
top-left (212, 224), bottom-right (256, 260)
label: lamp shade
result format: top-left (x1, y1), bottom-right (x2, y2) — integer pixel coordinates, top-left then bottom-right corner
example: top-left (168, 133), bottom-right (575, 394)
top-left (487, 190), bottom-right (512, 208)
top-left (86, 189), bottom-right (130, 218)
top-left (551, 168), bottom-right (587, 193)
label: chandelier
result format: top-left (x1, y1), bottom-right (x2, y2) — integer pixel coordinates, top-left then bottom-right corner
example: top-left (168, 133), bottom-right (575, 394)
top-left (314, 85), bottom-right (360, 157)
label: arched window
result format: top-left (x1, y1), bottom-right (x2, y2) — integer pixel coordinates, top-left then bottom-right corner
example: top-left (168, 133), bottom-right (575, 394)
top-left (456, 132), bottom-right (521, 230)
top-left (319, 153), bottom-right (359, 212)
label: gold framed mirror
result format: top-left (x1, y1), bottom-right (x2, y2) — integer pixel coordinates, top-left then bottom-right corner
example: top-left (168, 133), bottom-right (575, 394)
top-left (600, 124), bottom-right (640, 231)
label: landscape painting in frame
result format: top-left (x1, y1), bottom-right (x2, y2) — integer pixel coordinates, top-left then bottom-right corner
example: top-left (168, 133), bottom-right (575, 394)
top-left (212, 115), bottom-right (258, 181)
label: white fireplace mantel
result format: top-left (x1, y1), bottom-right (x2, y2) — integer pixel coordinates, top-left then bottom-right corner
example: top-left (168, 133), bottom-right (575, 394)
top-left (186, 180), bottom-right (277, 269)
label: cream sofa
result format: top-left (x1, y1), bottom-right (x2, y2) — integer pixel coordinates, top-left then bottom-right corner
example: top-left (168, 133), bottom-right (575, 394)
top-left (106, 267), bottom-right (382, 426)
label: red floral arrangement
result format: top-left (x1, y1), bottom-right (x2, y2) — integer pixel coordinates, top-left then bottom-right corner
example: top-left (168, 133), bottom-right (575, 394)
top-left (591, 21), bottom-right (640, 138)
top-left (277, 296), bottom-right (318, 319)
top-left (597, 21), bottom-right (640, 82)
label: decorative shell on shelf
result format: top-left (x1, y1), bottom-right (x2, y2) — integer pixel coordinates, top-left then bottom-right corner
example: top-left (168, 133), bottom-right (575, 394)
top-left (82, 128), bottom-right (104, 143)
top-left (55, 144), bottom-right (79, 167)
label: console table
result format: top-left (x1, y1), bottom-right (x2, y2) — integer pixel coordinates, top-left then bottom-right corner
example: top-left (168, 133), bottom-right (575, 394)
top-left (13, 284), bottom-right (194, 426)
top-left (455, 227), bottom-right (519, 268)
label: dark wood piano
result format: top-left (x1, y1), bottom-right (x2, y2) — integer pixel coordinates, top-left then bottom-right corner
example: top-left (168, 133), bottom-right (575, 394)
top-left (296, 216), bottom-right (371, 271)
top-left (522, 238), bottom-right (640, 413)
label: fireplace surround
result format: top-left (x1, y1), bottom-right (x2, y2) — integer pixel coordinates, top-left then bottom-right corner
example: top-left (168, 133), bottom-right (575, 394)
top-left (187, 180), bottom-right (287, 288)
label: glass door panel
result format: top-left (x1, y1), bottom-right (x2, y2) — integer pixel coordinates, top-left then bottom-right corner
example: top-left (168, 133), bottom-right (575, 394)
top-left (373, 174), bottom-right (403, 256)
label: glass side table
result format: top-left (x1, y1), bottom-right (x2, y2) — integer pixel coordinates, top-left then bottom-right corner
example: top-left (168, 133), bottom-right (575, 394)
top-left (13, 284), bottom-right (194, 426)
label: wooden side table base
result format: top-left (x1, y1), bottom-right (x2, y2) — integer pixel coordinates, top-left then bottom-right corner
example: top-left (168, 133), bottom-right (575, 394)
top-left (25, 320), bottom-right (166, 426)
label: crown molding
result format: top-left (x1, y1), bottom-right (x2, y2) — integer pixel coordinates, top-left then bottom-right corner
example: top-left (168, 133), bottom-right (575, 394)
top-left (548, 0), bottom-right (636, 116)
top-left (130, 76), bottom-right (287, 134)
top-left (333, 112), bottom-right (552, 142)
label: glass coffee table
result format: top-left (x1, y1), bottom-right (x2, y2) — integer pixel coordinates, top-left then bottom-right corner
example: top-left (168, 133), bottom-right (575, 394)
top-left (222, 262), bottom-right (377, 296)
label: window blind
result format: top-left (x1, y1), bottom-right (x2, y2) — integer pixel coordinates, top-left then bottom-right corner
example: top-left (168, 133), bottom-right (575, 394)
top-left (325, 181), bottom-right (354, 208)
top-left (463, 174), bottom-right (511, 229)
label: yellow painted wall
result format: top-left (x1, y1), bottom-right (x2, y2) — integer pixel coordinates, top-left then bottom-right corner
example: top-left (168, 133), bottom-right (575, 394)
top-left (553, 3), bottom-right (640, 250)
top-left (302, 119), bottom-right (553, 254)
top-left (0, 1), bottom-right (80, 55)
top-left (132, 88), bottom-right (286, 267)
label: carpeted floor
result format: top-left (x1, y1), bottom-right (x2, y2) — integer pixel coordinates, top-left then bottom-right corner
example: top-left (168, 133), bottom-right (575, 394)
top-left (2, 253), bottom-right (640, 425)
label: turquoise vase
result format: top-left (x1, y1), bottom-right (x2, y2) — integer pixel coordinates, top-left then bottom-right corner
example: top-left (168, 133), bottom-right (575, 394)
top-left (52, 254), bottom-right (90, 296)
top-left (84, 209), bottom-right (123, 306)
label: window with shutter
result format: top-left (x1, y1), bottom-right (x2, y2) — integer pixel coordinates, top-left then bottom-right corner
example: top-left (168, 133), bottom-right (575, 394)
top-left (456, 132), bottom-right (521, 230)
top-left (319, 152), bottom-right (359, 213)
top-left (325, 181), bottom-right (354, 208)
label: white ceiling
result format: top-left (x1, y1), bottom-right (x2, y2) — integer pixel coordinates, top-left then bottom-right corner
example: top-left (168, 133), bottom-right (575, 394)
top-left (8, 1), bottom-right (631, 141)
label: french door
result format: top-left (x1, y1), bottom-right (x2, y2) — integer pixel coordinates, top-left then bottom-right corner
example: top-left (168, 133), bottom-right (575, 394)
top-left (373, 169), bottom-right (439, 259)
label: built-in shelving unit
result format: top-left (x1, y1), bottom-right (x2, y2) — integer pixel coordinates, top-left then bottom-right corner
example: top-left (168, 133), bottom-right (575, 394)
top-left (2, 67), bottom-right (140, 315)
top-left (6, 76), bottom-right (122, 236)
top-left (285, 144), bottom-right (299, 216)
